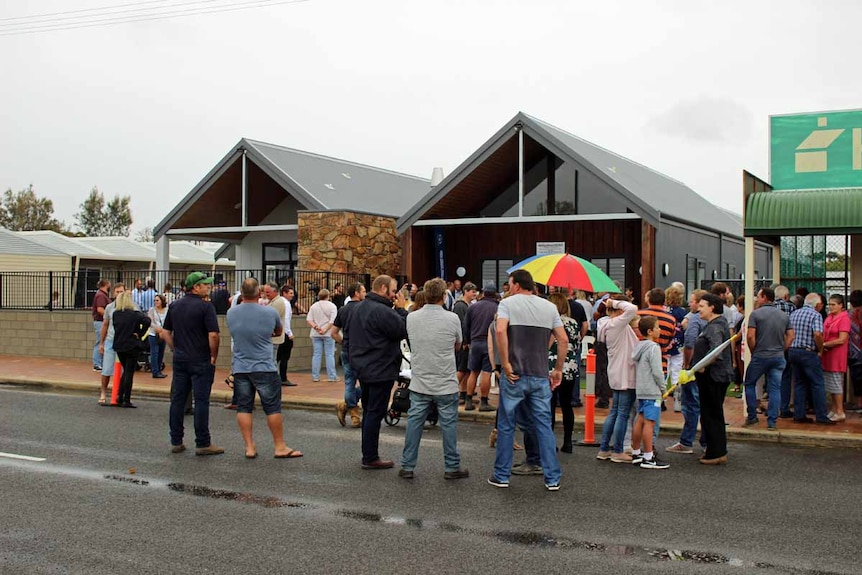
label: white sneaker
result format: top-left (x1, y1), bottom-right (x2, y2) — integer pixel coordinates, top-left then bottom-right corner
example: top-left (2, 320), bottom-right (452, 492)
top-left (829, 412), bottom-right (846, 422)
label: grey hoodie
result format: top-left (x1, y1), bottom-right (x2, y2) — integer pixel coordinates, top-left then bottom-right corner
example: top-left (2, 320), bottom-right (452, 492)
top-left (632, 339), bottom-right (665, 400)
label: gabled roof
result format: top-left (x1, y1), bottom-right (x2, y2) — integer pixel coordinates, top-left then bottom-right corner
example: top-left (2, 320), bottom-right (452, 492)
top-left (154, 139), bottom-right (431, 237)
top-left (20, 230), bottom-right (114, 258)
top-left (0, 228), bottom-right (69, 257)
top-left (397, 112), bottom-right (744, 237)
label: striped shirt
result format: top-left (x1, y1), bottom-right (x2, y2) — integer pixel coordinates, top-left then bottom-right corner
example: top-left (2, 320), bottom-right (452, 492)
top-left (637, 305), bottom-right (677, 374)
top-left (788, 305), bottom-right (823, 351)
top-left (132, 288), bottom-right (156, 313)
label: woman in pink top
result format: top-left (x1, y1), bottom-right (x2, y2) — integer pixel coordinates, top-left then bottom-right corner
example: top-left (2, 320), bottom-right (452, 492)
top-left (822, 294), bottom-right (850, 422)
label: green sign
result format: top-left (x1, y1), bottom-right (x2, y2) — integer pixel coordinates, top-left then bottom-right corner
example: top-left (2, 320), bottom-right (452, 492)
top-left (770, 109), bottom-right (862, 190)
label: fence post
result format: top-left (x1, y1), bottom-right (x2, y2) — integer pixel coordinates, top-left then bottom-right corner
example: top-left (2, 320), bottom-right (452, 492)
top-left (48, 271), bottom-right (54, 311)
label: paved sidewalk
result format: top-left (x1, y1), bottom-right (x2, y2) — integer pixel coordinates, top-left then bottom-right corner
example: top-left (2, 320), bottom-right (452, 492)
top-left (2, 355), bottom-right (861, 448)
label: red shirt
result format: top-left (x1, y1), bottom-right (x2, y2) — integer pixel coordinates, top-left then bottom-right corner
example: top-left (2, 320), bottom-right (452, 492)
top-left (92, 289), bottom-right (110, 321)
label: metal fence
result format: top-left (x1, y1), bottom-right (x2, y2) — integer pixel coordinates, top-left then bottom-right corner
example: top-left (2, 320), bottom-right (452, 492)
top-left (0, 269), bottom-right (403, 313)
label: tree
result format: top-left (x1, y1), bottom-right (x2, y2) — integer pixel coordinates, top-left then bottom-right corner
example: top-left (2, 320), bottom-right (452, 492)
top-left (135, 226), bottom-right (154, 243)
top-left (74, 187), bottom-right (133, 236)
top-left (0, 185), bottom-right (65, 232)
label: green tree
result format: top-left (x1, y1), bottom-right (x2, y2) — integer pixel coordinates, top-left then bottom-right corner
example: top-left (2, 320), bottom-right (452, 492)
top-left (0, 185), bottom-right (65, 232)
top-left (134, 226), bottom-right (154, 243)
top-left (74, 187), bottom-right (133, 236)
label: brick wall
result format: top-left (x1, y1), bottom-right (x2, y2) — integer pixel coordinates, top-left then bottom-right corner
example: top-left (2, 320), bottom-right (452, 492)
top-left (0, 310), bottom-right (315, 372)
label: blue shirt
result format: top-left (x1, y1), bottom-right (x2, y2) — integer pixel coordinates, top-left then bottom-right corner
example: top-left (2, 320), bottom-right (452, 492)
top-left (163, 294), bottom-right (219, 362)
top-left (775, 298), bottom-right (795, 317)
top-left (133, 288), bottom-right (156, 313)
top-left (789, 305), bottom-right (823, 351)
top-left (227, 302), bottom-right (282, 373)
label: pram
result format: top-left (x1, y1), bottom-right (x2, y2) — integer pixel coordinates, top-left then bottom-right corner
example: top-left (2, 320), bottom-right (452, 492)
top-left (384, 342), bottom-right (438, 427)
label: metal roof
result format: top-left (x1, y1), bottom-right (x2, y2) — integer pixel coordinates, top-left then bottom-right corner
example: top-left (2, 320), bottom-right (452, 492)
top-left (0, 228), bottom-right (69, 257)
top-left (745, 188), bottom-right (862, 236)
top-left (74, 237), bottom-right (159, 260)
top-left (154, 139), bottom-right (431, 238)
top-left (397, 112), bottom-right (744, 237)
top-left (20, 230), bottom-right (115, 258)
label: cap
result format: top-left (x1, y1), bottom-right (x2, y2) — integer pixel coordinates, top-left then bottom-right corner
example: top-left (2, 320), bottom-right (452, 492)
top-left (463, 282), bottom-right (478, 292)
top-left (482, 281), bottom-right (497, 293)
top-left (185, 272), bottom-right (214, 290)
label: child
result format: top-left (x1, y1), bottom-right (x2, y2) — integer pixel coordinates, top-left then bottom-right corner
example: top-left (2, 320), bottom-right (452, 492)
top-left (630, 316), bottom-right (670, 469)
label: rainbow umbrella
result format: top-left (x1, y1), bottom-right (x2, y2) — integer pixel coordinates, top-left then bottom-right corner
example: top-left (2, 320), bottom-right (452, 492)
top-left (506, 254), bottom-right (621, 293)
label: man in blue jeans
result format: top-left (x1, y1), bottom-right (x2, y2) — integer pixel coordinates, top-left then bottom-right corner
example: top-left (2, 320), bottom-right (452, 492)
top-left (227, 278), bottom-right (301, 459)
top-left (743, 287), bottom-right (794, 430)
top-left (788, 293), bottom-right (835, 426)
top-left (490, 270), bottom-right (568, 491)
top-left (399, 278), bottom-right (468, 480)
top-left (667, 289), bottom-right (707, 454)
top-left (332, 282), bottom-right (366, 428)
top-left (163, 271), bottom-right (223, 455)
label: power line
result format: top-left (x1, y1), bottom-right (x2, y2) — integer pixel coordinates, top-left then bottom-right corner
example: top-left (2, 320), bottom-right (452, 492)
top-left (0, 0), bottom-right (225, 26)
top-left (0, 0), bottom-right (311, 36)
top-left (0, 0), bottom-right (193, 22)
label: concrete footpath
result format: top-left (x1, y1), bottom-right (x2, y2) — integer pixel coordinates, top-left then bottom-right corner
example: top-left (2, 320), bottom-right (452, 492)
top-left (2, 354), bottom-right (861, 449)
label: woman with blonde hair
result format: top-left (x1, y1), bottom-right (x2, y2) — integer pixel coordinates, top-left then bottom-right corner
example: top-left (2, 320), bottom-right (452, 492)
top-left (110, 291), bottom-right (151, 408)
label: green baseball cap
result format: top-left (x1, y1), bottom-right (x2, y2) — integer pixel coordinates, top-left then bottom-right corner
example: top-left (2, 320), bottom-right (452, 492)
top-left (185, 271), bottom-right (213, 290)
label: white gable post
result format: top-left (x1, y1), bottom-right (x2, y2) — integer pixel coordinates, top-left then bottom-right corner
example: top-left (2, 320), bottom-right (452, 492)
top-left (156, 235), bottom-right (170, 288)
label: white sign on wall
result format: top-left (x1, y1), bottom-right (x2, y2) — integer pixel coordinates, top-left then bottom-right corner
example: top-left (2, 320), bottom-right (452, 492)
top-left (536, 242), bottom-right (566, 255)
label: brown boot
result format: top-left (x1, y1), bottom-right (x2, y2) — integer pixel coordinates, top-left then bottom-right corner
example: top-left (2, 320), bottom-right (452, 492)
top-left (348, 406), bottom-right (362, 428)
top-left (489, 428), bottom-right (498, 448)
top-left (336, 401), bottom-right (348, 427)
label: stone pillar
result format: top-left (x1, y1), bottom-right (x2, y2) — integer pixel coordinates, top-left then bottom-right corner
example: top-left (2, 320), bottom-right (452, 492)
top-left (297, 211), bottom-right (401, 277)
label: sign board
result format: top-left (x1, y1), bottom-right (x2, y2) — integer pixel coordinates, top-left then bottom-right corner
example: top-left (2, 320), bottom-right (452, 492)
top-left (770, 109), bottom-right (862, 190)
top-left (536, 242), bottom-right (565, 255)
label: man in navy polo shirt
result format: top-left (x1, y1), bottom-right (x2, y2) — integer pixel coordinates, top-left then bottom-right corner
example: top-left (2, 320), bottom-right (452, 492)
top-left (163, 272), bottom-right (223, 455)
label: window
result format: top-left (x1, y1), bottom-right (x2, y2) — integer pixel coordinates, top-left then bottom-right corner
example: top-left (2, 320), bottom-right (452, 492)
top-left (686, 255), bottom-right (707, 294)
top-left (590, 257), bottom-right (626, 292)
top-left (482, 259), bottom-right (514, 290)
top-left (262, 243), bottom-right (298, 285)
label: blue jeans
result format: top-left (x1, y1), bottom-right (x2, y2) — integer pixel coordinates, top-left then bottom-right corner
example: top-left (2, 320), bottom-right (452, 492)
top-left (780, 354), bottom-right (793, 414)
top-left (400, 391), bottom-right (460, 472)
top-left (744, 355), bottom-right (786, 425)
top-left (341, 351), bottom-right (361, 408)
top-left (311, 337), bottom-right (337, 380)
top-left (169, 360), bottom-right (216, 448)
top-left (93, 321), bottom-right (103, 368)
top-left (148, 335), bottom-right (166, 375)
top-left (493, 375), bottom-right (561, 485)
top-left (788, 348), bottom-right (829, 422)
top-left (600, 389), bottom-right (636, 453)
top-left (679, 380), bottom-right (704, 448)
top-left (517, 403), bottom-right (542, 466)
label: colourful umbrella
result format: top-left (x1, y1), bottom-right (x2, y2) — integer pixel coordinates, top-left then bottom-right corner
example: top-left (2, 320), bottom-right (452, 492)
top-left (506, 253), bottom-right (621, 293)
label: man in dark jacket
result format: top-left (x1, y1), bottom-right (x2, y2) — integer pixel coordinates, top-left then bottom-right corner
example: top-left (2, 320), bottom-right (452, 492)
top-left (345, 274), bottom-right (408, 469)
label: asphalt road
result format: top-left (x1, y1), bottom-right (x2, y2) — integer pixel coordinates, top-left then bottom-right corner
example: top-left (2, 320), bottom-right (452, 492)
top-left (1, 385), bottom-right (859, 575)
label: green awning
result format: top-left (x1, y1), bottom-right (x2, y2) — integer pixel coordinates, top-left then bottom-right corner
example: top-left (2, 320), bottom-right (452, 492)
top-left (744, 188), bottom-right (862, 236)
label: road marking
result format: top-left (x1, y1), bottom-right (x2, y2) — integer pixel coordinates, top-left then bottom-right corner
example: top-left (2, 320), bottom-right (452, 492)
top-left (0, 451), bottom-right (46, 462)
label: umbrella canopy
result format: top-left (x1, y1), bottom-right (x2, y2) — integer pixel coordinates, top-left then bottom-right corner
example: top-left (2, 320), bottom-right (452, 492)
top-left (506, 254), bottom-right (621, 293)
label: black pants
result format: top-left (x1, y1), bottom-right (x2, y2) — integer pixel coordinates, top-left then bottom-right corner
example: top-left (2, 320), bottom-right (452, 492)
top-left (115, 350), bottom-right (138, 404)
top-left (361, 380), bottom-right (394, 464)
top-left (278, 338), bottom-right (294, 382)
top-left (697, 371), bottom-right (729, 459)
top-left (551, 377), bottom-right (575, 444)
top-left (594, 341), bottom-right (611, 403)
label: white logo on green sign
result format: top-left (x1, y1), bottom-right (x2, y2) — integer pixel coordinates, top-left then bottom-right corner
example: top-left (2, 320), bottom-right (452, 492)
top-left (770, 110), bottom-right (862, 190)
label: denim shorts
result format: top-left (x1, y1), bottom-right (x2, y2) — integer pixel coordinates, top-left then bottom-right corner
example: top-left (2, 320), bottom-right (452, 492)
top-left (100, 344), bottom-right (116, 377)
top-left (637, 398), bottom-right (661, 422)
top-left (234, 371), bottom-right (282, 415)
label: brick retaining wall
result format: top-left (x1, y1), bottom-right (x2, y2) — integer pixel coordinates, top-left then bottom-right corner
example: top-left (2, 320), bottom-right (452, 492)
top-left (0, 310), bottom-right (316, 372)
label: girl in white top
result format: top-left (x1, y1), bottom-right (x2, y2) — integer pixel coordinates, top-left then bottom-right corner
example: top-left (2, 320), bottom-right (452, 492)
top-left (147, 295), bottom-right (169, 378)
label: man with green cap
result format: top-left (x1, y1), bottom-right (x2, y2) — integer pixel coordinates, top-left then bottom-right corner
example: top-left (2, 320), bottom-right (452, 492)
top-left (163, 272), bottom-right (223, 456)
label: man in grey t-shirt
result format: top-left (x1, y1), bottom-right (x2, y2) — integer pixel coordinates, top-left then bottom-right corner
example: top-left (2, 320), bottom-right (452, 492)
top-left (399, 278), bottom-right (468, 480)
top-left (743, 287), bottom-right (794, 429)
top-left (227, 278), bottom-right (302, 459)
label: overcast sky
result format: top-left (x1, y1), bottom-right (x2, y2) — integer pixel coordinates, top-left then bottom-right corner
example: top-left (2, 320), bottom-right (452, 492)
top-left (1, 0), bottom-right (860, 234)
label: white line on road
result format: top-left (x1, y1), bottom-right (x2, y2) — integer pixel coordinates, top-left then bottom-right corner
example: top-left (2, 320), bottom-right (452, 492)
top-left (0, 451), bottom-right (46, 462)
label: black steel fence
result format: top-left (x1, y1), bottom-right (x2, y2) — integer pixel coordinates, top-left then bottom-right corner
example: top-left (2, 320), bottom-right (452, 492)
top-left (0, 269), bottom-right (389, 313)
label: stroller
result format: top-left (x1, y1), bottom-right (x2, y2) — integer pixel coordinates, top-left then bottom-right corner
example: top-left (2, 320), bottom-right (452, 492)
top-left (384, 342), bottom-right (438, 427)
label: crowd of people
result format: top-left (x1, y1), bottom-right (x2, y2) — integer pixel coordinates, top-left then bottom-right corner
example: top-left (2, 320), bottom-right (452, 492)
top-left (90, 270), bottom-right (862, 485)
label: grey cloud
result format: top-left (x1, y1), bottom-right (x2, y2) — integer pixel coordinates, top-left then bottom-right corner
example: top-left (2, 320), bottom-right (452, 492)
top-left (645, 96), bottom-right (753, 143)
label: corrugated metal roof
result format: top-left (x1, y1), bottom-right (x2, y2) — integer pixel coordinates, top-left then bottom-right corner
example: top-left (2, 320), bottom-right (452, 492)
top-left (745, 188), bottom-right (862, 236)
top-left (74, 237), bottom-right (157, 260)
top-left (0, 228), bottom-right (69, 257)
top-left (19, 230), bottom-right (114, 258)
top-left (523, 114), bottom-right (744, 236)
top-left (398, 112), bottom-right (745, 237)
top-left (245, 140), bottom-right (431, 218)
top-left (168, 242), bottom-right (234, 265)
